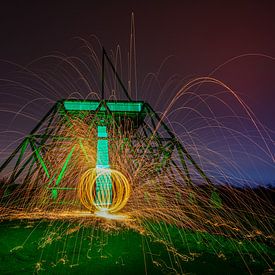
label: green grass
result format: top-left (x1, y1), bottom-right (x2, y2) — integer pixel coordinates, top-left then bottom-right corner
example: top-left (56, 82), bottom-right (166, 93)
top-left (0, 220), bottom-right (274, 274)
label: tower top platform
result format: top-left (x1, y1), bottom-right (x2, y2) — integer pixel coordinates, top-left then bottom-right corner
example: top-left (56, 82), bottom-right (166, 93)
top-left (63, 100), bottom-right (144, 113)
top-left (61, 100), bottom-right (146, 128)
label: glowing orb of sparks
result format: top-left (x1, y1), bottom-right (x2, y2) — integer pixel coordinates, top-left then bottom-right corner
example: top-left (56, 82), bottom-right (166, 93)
top-left (78, 168), bottom-right (131, 213)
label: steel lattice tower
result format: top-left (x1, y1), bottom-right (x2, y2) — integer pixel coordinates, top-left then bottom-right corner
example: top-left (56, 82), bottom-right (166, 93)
top-left (0, 49), bottom-right (212, 212)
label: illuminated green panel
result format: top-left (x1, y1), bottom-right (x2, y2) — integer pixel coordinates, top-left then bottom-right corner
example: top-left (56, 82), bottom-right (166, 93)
top-left (95, 173), bottom-right (112, 206)
top-left (64, 100), bottom-right (143, 113)
top-left (64, 101), bottom-right (100, 111)
top-left (106, 102), bottom-right (142, 112)
top-left (97, 126), bottom-right (108, 138)
top-left (96, 140), bottom-right (109, 168)
top-left (96, 125), bottom-right (112, 206)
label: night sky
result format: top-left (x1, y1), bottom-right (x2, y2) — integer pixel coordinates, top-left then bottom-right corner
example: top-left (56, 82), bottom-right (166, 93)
top-left (0, 1), bottom-right (275, 185)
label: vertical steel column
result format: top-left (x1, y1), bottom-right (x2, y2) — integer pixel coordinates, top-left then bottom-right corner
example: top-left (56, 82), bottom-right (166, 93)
top-left (95, 125), bottom-right (112, 207)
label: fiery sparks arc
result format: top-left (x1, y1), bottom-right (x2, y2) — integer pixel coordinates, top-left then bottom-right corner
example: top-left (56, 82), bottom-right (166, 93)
top-left (0, 45), bottom-right (274, 274)
top-left (78, 168), bottom-right (131, 213)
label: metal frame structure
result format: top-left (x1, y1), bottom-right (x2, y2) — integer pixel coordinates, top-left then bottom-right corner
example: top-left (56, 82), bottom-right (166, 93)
top-left (0, 48), bottom-right (212, 204)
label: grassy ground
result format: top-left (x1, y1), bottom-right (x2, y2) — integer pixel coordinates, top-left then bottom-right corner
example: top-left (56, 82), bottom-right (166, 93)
top-left (0, 220), bottom-right (274, 274)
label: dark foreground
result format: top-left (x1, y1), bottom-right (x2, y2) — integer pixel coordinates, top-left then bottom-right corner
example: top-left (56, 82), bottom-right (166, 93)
top-left (0, 220), bottom-right (274, 274)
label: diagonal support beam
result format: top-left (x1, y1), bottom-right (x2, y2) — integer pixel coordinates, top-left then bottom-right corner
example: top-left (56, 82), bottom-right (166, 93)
top-left (101, 47), bottom-right (132, 101)
top-left (29, 139), bottom-right (50, 178)
top-left (55, 145), bottom-right (76, 186)
top-left (50, 145), bottom-right (76, 200)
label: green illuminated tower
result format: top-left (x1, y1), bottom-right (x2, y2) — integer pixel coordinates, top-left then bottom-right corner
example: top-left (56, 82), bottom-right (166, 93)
top-left (96, 125), bottom-right (111, 206)
top-left (0, 49), bottom-right (212, 210)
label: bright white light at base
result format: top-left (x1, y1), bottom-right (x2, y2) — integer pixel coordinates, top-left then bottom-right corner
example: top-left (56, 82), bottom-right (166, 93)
top-left (94, 209), bottom-right (129, 220)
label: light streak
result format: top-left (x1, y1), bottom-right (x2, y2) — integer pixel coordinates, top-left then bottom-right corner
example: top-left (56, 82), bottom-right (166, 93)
top-left (0, 44), bottom-right (274, 273)
top-left (78, 168), bottom-right (131, 213)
